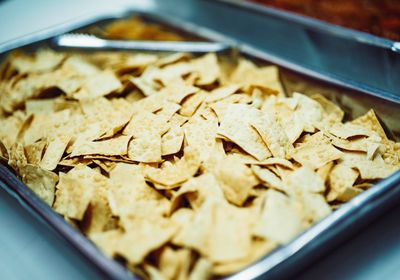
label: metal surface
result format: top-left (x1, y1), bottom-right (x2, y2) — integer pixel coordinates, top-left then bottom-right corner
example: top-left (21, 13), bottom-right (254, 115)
top-left (52, 33), bottom-right (231, 53)
top-left (1, 8), bottom-right (400, 280)
top-left (153, 0), bottom-right (400, 98)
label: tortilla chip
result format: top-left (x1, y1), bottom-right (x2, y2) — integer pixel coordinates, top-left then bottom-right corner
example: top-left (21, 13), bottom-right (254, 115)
top-left (171, 173), bottom-right (225, 212)
top-left (40, 136), bottom-right (70, 170)
top-left (89, 229), bottom-right (123, 257)
top-left (251, 165), bottom-right (285, 192)
top-left (146, 147), bottom-right (201, 188)
top-left (213, 156), bottom-right (259, 206)
top-left (311, 94), bottom-right (344, 123)
top-left (70, 135), bottom-right (131, 157)
top-left (292, 132), bottom-right (342, 169)
top-left (162, 125), bottom-right (184, 156)
top-left (128, 131), bottom-right (162, 162)
top-left (251, 110), bottom-right (293, 159)
top-left (20, 164), bottom-right (58, 205)
top-left (115, 218), bottom-right (177, 264)
top-left (218, 104), bottom-right (271, 161)
top-left (159, 247), bottom-right (191, 280)
top-left (254, 190), bottom-right (303, 244)
top-left (230, 59), bottom-right (284, 95)
top-left (73, 70), bottom-right (122, 99)
top-left (174, 199), bottom-right (253, 263)
top-left (53, 172), bottom-right (94, 220)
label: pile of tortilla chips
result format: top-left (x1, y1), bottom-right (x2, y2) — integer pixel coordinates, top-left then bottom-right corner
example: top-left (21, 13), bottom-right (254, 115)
top-left (0, 48), bottom-right (399, 279)
top-left (97, 16), bottom-right (185, 41)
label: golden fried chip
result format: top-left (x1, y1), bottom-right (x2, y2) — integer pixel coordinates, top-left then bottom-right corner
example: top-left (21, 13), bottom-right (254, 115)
top-left (251, 165), bottom-right (285, 191)
top-left (146, 147), bottom-right (201, 188)
top-left (128, 131), bottom-right (162, 162)
top-left (73, 70), bottom-right (122, 99)
top-left (115, 218), bottom-right (177, 264)
top-left (218, 104), bottom-right (271, 161)
top-left (352, 109), bottom-right (388, 141)
top-left (40, 136), bottom-right (70, 170)
top-left (328, 163), bottom-right (360, 202)
top-left (254, 190), bottom-right (303, 244)
top-left (292, 132), bottom-right (342, 169)
top-left (251, 110), bottom-right (293, 159)
top-left (311, 94), bottom-right (344, 123)
top-left (20, 164), bottom-right (58, 205)
top-left (171, 173), bottom-right (224, 211)
top-left (89, 229), bottom-right (123, 257)
top-left (174, 199), bottom-right (253, 263)
top-left (159, 247), bottom-right (191, 280)
top-left (53, 173), bottom-right (94, 220)
top-left (162, 125), bottom-right (184, 156)
top-left (70, 135), bottom-right (131, 157)
top-left (329, 122), bottom-right (371, 139)
top-left (230, 59), bottom-right (284, 95)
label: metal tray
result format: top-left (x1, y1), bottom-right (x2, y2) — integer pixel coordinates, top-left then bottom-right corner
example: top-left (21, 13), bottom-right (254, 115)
top-left (154, 0), bottom-right (400, 98)
top-left (1, 9), bottom-right (400, 280)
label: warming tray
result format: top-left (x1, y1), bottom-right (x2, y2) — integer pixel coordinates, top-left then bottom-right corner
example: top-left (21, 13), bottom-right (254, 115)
top-left (1, 9), bottom-right (400, 280)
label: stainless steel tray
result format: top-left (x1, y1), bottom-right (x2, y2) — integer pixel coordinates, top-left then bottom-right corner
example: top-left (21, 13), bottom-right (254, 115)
top-left (1, 9), bottom-right (400, 280)
top-left (152, 0), bottom-right (400, 99)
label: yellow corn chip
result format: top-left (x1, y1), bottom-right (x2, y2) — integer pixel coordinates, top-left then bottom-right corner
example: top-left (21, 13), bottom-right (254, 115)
top-left (218, 104), bottom-right (271, 161)
top-left (20, 164), bottom-right (58, 205)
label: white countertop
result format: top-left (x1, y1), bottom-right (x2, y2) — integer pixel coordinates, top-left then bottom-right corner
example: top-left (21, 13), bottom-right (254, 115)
top-left (0, 0), bottom-right (399, 279)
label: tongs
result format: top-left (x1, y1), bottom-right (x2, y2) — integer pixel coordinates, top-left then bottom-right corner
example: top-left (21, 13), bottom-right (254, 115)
top-left (51, 33), bottom-right (231, 53)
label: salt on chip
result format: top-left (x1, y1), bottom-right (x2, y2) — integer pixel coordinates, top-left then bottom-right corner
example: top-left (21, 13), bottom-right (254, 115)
top-left (341, 151), bottom-right (397, 180)
top-left (161, 79), bottom-right (199, 104)
top-left (284, 166), bottom-right (326, 194)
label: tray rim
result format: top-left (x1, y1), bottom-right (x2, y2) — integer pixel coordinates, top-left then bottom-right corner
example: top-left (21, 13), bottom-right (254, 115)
top-left (212, 0), bottom-right (400, 52)
top-left (1, 8), bottom-right (400, 280)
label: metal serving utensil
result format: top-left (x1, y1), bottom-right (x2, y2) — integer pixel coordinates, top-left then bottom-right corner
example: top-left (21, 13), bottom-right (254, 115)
top-left (51, 33), bottom-right (232, 53)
